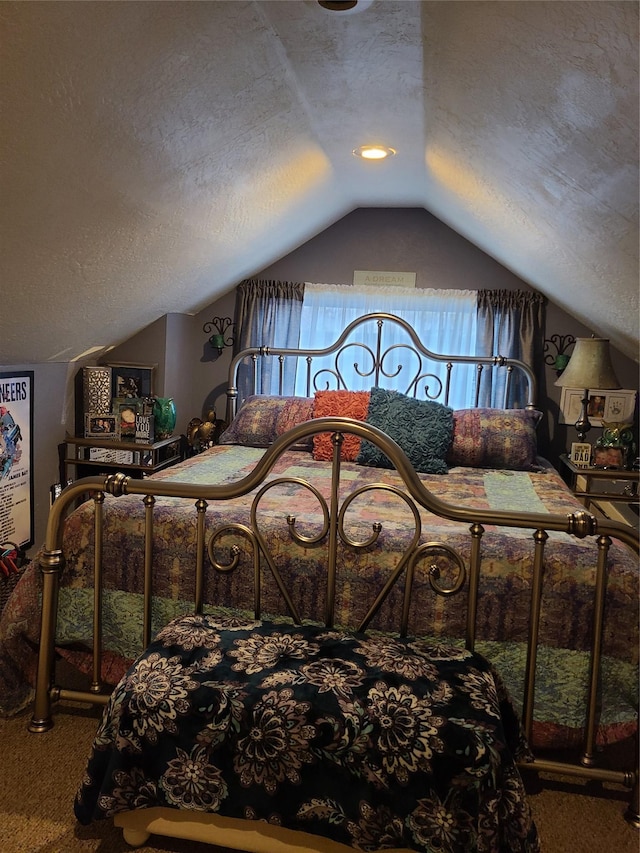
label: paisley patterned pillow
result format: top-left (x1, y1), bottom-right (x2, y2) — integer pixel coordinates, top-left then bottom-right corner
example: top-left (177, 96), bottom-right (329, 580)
top-left (356, 388), bottom-right (453, 474)
top-left (275, 397), bottom-right (315, 449)
top-left (447, 408), bottom-right (542, 470)
top-left (219, 396), bottom-right (308, 447)
top-left (218, 396), bottom-right (280, 446)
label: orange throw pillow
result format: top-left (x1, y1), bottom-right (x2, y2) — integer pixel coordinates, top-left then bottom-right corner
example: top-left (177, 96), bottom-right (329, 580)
top-left (312, 390), bottom-right (371, 461)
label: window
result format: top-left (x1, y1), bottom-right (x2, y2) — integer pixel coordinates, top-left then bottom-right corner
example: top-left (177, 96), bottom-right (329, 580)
top-left (294, 283), bottom-right (478, 408)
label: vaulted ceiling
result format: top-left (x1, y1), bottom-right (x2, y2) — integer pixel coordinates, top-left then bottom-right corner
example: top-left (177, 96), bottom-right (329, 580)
top-left (1, 1), bottom-right (638, 364)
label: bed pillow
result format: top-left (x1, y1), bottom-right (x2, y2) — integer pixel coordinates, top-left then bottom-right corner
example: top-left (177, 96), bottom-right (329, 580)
top-left (447, 408), bottom-right (542, 470)
top-left (356, 387), bottom-right (453, 474)
top-left (312, 390), bottom-right (371, 461)
top-left (218, 395), bottom-right (283, 446)
top-left (275, 397), bottom-right (315, 449)
top-left (219, 396), bottom-right (313, 447)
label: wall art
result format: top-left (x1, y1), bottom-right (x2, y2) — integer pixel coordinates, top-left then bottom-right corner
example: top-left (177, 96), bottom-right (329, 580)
top-left (108, 363), bottom-right (155, 401)
top-left (559, 388), bottom-right (637, 427)
top-left (0, 371), bottom-right (34, 548)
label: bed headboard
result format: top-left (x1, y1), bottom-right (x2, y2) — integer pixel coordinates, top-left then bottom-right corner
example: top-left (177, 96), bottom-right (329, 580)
top-left (226, 311), bottom-right (537, 422)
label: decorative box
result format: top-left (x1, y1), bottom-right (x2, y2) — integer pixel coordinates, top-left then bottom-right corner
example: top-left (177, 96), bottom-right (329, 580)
top-left (75, 366), bottom-right (112, 435)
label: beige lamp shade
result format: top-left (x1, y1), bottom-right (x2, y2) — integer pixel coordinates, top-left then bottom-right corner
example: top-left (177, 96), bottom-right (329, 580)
top-left (554, 338), bottom-right (621, 390)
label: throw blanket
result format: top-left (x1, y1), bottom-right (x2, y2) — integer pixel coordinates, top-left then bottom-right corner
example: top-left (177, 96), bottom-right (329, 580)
top-left (0, 445), bottom-right (637, 751)
top-left (74, 613), bottom-right (540, 853)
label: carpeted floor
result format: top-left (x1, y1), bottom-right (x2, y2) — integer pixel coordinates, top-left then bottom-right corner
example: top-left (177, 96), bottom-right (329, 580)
top-left (1, 701), bottom-right (637, 853)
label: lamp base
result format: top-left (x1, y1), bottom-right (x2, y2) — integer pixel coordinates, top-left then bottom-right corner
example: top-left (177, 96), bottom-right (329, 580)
top-left (574, 389), bottom-right (592, 443)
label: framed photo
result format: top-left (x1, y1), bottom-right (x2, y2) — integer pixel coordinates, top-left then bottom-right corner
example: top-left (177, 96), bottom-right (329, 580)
top-left (602, 390), bottom-right (638, 423)
top-left (113, 397), bottom-right (142, 438)
top-left (570, 442), bottom-right (592, 468)
top-left (559, 388), bottom-right (637, 427)
top-left (50, 479), bottom-right (73, 505)
top-left (0, 371), bottom-right (34, 548)
top-left (593, 445), bottom-right (625, 469)
top-left (108, 363), bottom-right (155, 400)
top-left (85, 413), bottom-right (119, 439)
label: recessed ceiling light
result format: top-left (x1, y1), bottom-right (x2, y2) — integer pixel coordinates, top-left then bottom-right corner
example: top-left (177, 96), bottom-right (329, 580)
top-left (318, 1), bottom-right (374, 13)
top-left (352, 145), bottom-right (396, 160)
top-left (318, 1), bottom-right (358, 9)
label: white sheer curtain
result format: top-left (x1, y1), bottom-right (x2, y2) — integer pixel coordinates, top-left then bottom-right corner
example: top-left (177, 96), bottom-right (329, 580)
top-left (295, 284), bottom-right (478, 408)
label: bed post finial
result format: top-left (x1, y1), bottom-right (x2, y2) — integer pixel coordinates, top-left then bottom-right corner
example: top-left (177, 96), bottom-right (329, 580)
top-left (565, 511), bottom-right (598, 538)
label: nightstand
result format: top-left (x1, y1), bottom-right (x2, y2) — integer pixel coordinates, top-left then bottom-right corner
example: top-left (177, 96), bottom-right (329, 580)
top-left (558, 454), bottom-right (639, 527)
top-left (62, 434), bottom-right (184, 483)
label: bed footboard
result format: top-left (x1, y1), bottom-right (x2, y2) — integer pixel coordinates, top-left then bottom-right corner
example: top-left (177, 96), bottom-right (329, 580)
top-left (28, 419), bottom-right (639, 822)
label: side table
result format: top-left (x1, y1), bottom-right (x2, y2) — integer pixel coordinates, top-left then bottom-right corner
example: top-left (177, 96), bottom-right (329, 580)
top-left (558, 454), bottom-right (639, 527)
top-left (61, 434), bottom-right (184, 483)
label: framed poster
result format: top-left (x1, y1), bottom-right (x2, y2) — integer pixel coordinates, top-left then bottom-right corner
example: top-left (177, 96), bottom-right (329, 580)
top-left (0, 371), bottom-right (34, 548)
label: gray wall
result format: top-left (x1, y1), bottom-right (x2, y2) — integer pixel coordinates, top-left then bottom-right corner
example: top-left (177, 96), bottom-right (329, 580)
top-left (259, 208), bottom-right (532, 290)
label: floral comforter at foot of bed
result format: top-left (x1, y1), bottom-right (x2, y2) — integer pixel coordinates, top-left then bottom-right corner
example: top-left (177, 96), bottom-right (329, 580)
top-left (74, 614), bottom-right (540, 853)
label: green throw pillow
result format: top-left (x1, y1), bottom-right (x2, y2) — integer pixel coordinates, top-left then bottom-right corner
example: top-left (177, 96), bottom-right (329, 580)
top-left (356, 388), bottom-right (453, 474)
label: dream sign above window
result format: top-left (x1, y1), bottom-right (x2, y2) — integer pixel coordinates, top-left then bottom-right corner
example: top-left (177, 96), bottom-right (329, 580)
top-left (353, 270), bottom-right (416, 287)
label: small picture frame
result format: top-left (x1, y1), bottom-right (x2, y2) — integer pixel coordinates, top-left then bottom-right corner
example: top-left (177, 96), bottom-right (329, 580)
top-left (593, 445), bottom-right (626, 470)
top-left (108, 363), bottom-right (155, 400)
top-left (570, 442), bottom-right (592, 468)
top-left (134, 413), bottom-right (155, 443)
top-left (50, 481), bottom-right (72, 505)
top-left (85, 413), bottom-right (119, 439)
top-left (113, 398), bottom-right (142, 438)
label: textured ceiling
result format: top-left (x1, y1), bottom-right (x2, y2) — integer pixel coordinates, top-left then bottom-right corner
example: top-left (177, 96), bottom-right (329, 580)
top-left (1, 0), bottom-right (638, 364)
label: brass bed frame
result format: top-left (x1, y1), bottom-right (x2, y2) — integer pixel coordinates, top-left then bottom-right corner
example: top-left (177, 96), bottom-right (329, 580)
top-left (29, 418), bottom-right (639, 827)
top-left (224, 311), bottom-right (537, 422)
top-left (26, 312), bottom-right (639, 841)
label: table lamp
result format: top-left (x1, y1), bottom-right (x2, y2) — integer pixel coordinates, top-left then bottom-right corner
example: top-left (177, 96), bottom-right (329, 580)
top-left (555, 337), bottom-right (621, 441)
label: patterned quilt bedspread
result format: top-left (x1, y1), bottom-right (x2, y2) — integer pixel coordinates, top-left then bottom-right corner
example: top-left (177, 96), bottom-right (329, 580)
top-left (74, 613), bottom-right (540, 853)
top-left (0, 445), bottom-right (638, 748)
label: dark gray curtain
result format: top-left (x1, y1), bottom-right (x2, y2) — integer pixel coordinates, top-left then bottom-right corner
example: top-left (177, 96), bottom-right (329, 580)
top-left (234, 279), bottom-right (305, 399)
top-left (476, 290), bottom-right (546, 408)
